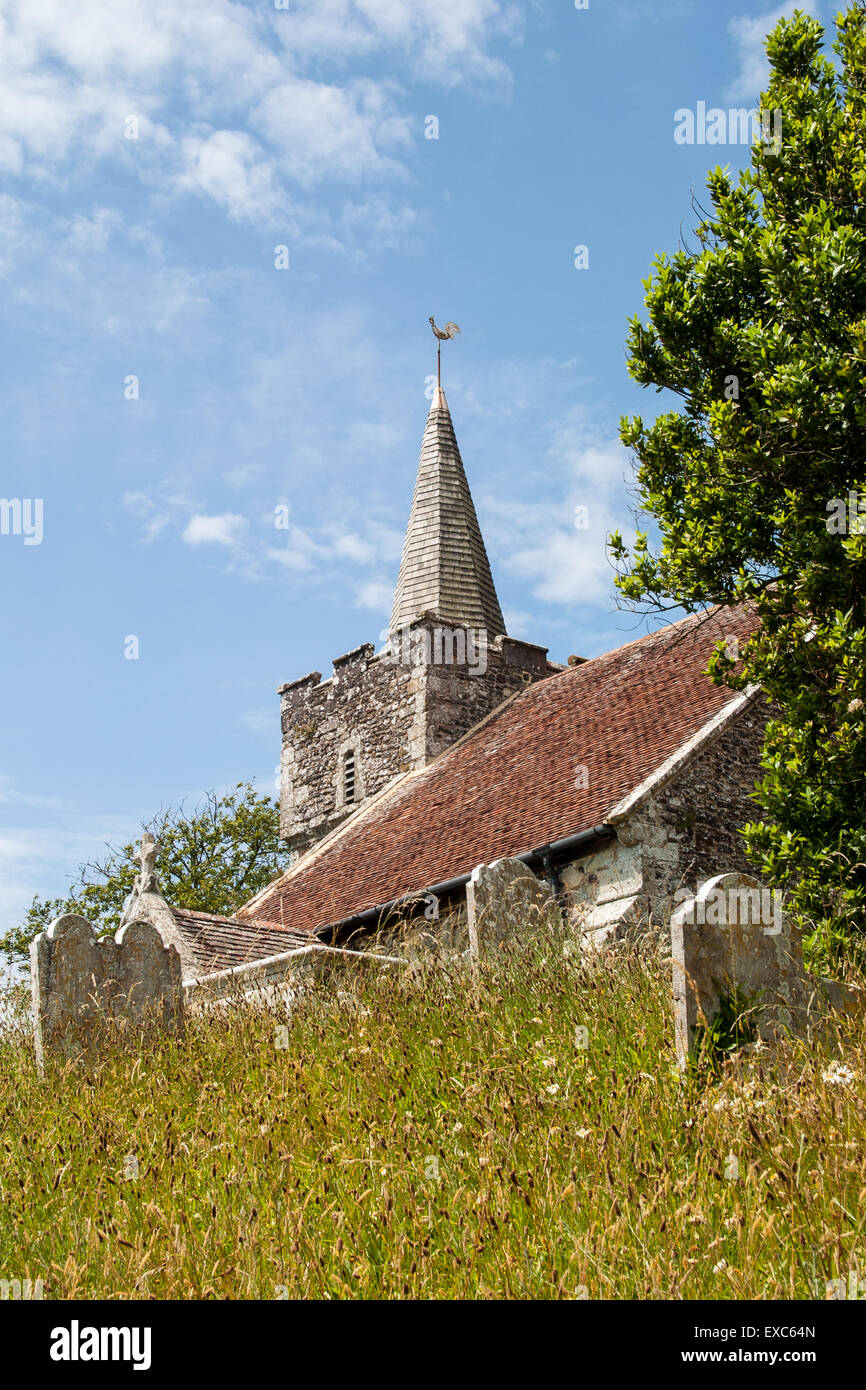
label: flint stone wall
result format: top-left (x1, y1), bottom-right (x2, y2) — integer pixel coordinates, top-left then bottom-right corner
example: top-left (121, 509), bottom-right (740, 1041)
top-left (561, 697), bottom-right (770, 945)
top-left (279, 619), bottom-right (551, 853)
top-left (31, 914), bottom-right (184, 1067)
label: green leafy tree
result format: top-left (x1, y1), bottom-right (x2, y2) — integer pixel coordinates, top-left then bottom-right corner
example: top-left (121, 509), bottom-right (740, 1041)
top-left (609, 6), bottom-right (866, 967)
top-left (1, 783), bottom-right (291, 966)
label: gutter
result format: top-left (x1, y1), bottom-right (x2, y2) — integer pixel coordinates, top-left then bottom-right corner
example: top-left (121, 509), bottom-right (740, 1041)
top-left (318, 823), bottom-right (615, 944)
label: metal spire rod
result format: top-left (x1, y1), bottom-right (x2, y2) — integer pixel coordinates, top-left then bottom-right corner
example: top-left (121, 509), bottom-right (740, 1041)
top-left (428, 317), bottom-right (461, 388)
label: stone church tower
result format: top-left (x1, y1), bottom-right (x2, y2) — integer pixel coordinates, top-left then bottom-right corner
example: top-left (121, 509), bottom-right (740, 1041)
top-left (278, 385), bottom-right (557, 854)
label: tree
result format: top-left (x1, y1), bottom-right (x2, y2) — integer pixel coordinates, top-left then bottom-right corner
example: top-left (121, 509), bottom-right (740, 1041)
top-left (609, 5), bottom-right (866, 967)
top-left (1, 783), bottom-right (291, 966)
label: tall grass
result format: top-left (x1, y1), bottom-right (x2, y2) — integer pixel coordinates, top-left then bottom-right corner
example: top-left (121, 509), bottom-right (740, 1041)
top-left (1, 929), bottom-right (863, 1299)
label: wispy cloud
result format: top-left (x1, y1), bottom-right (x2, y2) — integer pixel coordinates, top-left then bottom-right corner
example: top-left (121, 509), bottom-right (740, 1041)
top-left (0, 775), bottom-right (65, 813)
top-left (356, 579), bottom-right (394, 614)
top-left (483, 410), bottom-right (637, 609)
top-left (725, 2), bottom-right (819, 104)
top-left (0, 811), bottom-right (139, 942)
top-left (0, 0), bottom-right (518, 246)
top-left (182, 512), bottom-right (249, 548)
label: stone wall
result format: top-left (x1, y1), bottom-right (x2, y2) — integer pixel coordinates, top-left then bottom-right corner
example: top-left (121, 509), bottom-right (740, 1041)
top-left (645, 695), bottom-right (770, 905)
top-left (561, 696), bottom-right (771, 943)
top-left (279, 641), bottom-right (409, 852)
top-left (279, 617), bottom-right (552, 853)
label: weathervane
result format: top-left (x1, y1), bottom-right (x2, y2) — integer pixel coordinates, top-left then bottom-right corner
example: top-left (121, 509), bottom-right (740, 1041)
top-left (429, 316), bottom-right (461, 387)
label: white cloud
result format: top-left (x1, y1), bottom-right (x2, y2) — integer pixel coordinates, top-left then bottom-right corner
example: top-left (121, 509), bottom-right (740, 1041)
top-left (0, 816), bottom-right (138, 943)
top-left (61, 206), bottom-right (122, 254)
top-left (182, 512), bottom-right (249, 547)
top-left (725, 2), bottom-right (819, 103)
top-left (273, 0), bottom-right (517, 88)
top-left (0, 775), bottom-right (64, 812)
top-left (355, 579), bottom-right (393, 612)
top-left (253, 77), bottom-right (413, 187)
top-left (502, 607), bottom-right (534, 638)
top-left (485, 413), bottom-right (637, 608)
top-left (124, 487), bottom-right (198, 542)
top-left (1, 197), bottom-right (220, 335)
top-left (223, 464), bottom-right (263, 490)
top-left (0, 0), bottom-right (518, 236)
top-left (176, 130), bottom-right (285, 223)
top-left (330, 532), bottom-right (378, 565)
top-left (0, 193), bottom-right (34, 275)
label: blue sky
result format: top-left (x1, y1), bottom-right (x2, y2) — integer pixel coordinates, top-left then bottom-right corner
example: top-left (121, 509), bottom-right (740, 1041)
top-left (0, 0), bottom-right (826, 935)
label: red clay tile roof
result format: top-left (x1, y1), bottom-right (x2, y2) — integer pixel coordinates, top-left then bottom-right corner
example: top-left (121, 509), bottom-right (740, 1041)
top-left (171, 907), bottom-right (309, 974)
top-left (239, 606), bottom-right (759, 942)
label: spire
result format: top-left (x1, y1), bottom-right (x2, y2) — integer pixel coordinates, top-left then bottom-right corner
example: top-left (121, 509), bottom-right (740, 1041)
top-left (390, 386), bottom-right (506, 636)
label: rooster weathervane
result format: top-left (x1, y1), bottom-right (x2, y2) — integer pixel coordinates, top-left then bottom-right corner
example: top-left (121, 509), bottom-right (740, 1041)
top-left (429, 316), bottom-right (460, 386)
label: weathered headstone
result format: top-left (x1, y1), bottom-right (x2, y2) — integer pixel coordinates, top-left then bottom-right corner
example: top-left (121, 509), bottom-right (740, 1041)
top-left (670, 872), bottom-right (811, 1065)
top-left (118, 833), bottom-right (198, 979)
top-left (467, 857), bottom-right (559, 957)
top-left (30, 913), bottom-right (184, 1069)
top-left (101, 919), bottom-right (185, 1031)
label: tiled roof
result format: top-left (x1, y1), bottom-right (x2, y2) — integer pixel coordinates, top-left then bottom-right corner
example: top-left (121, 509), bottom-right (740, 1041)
top-left (390, 386), bottom-right (506, 636)
top-left (241, 606), bottom-right (759, 940)
top-left (171, 907), bottom-right (310, 975)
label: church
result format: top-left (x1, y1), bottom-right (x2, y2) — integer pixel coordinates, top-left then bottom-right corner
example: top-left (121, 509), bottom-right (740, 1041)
top-left (123, 380), bottom-right (768, 980)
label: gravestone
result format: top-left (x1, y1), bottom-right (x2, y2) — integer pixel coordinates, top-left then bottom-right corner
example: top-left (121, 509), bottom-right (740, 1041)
top-left (670, 872), bottom-right (811, 1065)
top-left (30, 913), bottom-right (184, 1070)
top-left (118, 833), bottom-right (199, 979)
top-left (467, 857), bottom-right (559, 957)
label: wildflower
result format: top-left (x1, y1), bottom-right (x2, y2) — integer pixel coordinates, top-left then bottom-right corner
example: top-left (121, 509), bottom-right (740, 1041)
top-left (575, 1127), bottom-right (592, 1139)
top-left (541, 1057), bottom-right (556, 1068)
top-left (546, 1083), bottom-right (560, 1095)
top-left (713, 1259), bottom-right (728, 1273)
top-left (822, 1061), bottom-right (856, 1087)
top-left (848, 698), bottom-right (863, 713)
top-left (452, 1121), bottom-right (464, 1134)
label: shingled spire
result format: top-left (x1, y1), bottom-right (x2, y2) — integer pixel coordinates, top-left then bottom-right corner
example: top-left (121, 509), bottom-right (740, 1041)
top-left (390, 386), bottom-right (506, 636)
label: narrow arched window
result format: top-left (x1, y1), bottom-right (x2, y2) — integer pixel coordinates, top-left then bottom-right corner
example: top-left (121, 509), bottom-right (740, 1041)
top-left (343, 749), bottom-right (357, 805)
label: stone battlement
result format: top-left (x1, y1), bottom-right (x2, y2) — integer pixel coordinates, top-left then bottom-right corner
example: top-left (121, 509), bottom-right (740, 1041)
top-left (279, 618), bottom-right (552, 854)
